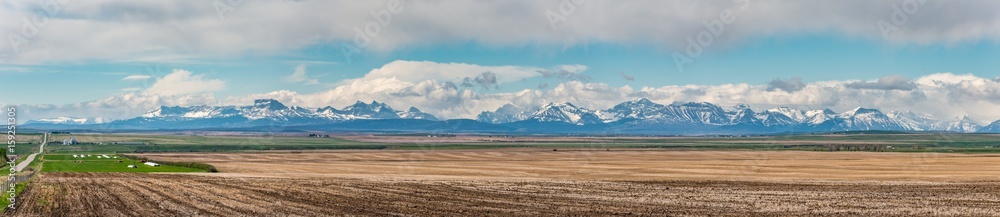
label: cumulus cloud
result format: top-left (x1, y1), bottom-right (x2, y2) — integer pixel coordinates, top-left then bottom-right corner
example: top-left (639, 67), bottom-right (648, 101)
top-left (6, 1), bottom-right (997, 64)
top-left (915, 73), bottom-right (1000, 104)
top-left (225, 90), bottom-right (304, 106)
top-left (284, 64), bottom-right (320, 85)
top-left (357, 60), bottom-right (544, 84)
top-left (144, 69), bottom-right (225, 96)
top-left (235, 77), bottom-right (487, 119)
top-left (845, 75), bottom-right (917, 90)
top-left (766, 77), bottom-right (805, 93)
top-left (13, 63), bottom-right (1000, 126)
top-left (15, 93), bottom-right (220, 123)
top-left (461, 71), bottom-right (499, 89)
top-left (536, 65), bottom-right (591, 82)
top-left (122, 75), bottom-right (152, 81)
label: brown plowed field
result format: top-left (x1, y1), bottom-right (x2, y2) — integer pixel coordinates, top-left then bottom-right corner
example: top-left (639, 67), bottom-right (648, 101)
top-left (10, 150), bottom-right (1000, 216)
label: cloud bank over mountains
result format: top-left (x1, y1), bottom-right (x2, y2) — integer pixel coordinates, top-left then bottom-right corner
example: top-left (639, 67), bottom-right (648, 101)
top-left (8, 60), bottom-right (1000, 125)
top-left (3, 1), bottom-right (998, 125)
top-left (2, 0), bottom-right (1000, 64)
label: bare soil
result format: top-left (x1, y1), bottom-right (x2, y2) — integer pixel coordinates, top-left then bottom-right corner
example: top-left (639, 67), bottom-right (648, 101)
top-left (141, 149), bottom-right (1000, 182)
top-left (10, 150), bottom-right (1000, 216)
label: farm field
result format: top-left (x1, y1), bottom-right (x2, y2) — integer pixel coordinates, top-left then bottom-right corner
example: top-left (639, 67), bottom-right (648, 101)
top-left (11, 172), bottom-right (1000, 216)
top-left (9, 149), bottom-right (1000, 216)
top-left (137, 149), bottom-right (1000, 181)
top-left (41, 133), bottom-right (384, 153)
top-left (33, 133), bottom-right (1000, 153)
top-left (39, 154), bottom-right (205, 173)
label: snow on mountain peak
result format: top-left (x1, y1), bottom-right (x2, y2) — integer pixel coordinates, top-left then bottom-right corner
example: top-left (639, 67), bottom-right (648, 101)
top-left (531, 102), bottom-right (602, 125)
top-left (31, 117), bottom-right (93, 124)
top-left (804, 109), bottom-right (837, 125)
top-left (887, 111), bottom-right (938, 131)
top-left (840, 107), bottom-right (879, 117)
top-left (26, 98), bottom-right (1000, 134)
top-left (731, 103), bottom-right (751, 111)
top-left (476, 103), bottom-right (535, 124)
top-left (395, 107), bottom-right (438, 121)
top-left (629, 98), bottom-right (655, 105)
top-left (253, 99), bottom-right (287, 110)
top-left (937, 115), bottom-right (981, 133)
top-left (767, 107), bottom-right (806, 122)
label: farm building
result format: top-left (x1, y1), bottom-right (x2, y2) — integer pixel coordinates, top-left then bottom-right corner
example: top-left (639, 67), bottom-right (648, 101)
top-left (144, 162), bottom-right (160, 167)
top-left (61, 133), bottom-right (79, 145)
top-left (127, 165), bottom-right (136, 168)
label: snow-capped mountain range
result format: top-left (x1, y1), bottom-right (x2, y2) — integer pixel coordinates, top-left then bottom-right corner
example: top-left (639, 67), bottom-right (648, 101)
top-left (26, 99), bottom-right (438, 130)
top-left (23, 98), bottom-right (1000, 134)
top-left (25, 117), bottom-right (109, 125)
top-left (477, 98), bottom-right (997, 133)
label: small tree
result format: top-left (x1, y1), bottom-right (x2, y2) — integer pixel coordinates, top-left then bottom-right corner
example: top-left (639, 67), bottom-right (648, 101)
top-left (1, 149), bottom-right (10, 168)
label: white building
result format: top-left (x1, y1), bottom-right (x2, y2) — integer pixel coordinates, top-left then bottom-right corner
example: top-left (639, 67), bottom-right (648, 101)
top-left (62, 133), bottom-right (78, 145)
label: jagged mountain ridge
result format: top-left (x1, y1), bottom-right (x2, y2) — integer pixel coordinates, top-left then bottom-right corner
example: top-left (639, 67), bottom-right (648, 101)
top-left (93, 99), bottom-right (438, 129)
top-left (24, 117), bottom-right (108, 125)
top-left (478, 99), bottom-right (989, 133)
top-left (476, 104), bottom-right (535, 124)
top-left (23, 98), bottom-right (999, 134)
top-left (981, 120), bottom-right (1000, 133)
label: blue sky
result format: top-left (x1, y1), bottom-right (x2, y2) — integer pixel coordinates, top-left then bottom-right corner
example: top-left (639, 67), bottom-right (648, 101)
top-left (2, 0), bottom-right (1000, 123)
top-left (7, 35), bottom-right (998, 105)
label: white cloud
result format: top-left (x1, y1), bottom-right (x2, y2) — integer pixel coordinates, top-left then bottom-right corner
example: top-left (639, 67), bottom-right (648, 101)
top-left (122, 75), bottom-right (153, 80)
top-left (916, 73), bottom-right (986, 86)
top-left (118, 87), bottom-right (142, 92)
top-left (356, 60), bottom-right (547, 85)
top-left (3, 1), bottom-right (999, 64)
top-left (15, 93), bottom-right (220, 123)
top-left (536, 65), bottom-right (590, 82)
top-left (226, 90), bottom-right (304, 106)
top-left (225, 68), bottom-right (1000, 125)
top-left (766, 77), bottom-right (805, 93)
top-left (143, 69), bottom-right (225, 96)
top-left (845, 75), bottom-right (917, 91)
top-left (12, 62), bottom-right (1000, 126)
top-left (284, 64), bottom-right (320, 85)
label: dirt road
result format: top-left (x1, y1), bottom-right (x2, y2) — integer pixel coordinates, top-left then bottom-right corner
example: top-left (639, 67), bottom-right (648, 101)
top-left (15, 133), bottom-right (45, 172)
